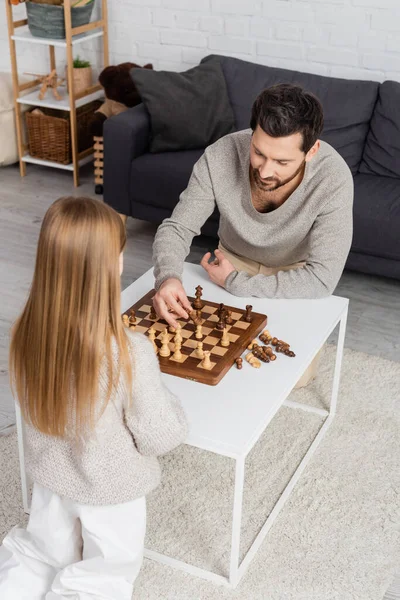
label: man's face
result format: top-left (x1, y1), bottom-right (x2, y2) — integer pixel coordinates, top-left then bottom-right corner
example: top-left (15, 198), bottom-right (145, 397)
top-left (250, 125), bottom-right (315, 192)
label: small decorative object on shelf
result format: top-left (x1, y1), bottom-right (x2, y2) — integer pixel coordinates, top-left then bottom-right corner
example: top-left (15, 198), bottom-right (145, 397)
top-left (25, 70), bottom-right (65, 101)
top-left (69, 56), bottom-right (92, 95)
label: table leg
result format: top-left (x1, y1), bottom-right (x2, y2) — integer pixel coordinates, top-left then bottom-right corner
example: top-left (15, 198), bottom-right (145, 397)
top-left (229, 456), bottom-right (245, 587)
top-left (329, 306), bottom-right (348, 417)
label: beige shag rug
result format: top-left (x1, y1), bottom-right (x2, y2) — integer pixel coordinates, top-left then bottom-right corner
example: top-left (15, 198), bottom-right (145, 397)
top-left (1, 346), bottom-right (399, 600)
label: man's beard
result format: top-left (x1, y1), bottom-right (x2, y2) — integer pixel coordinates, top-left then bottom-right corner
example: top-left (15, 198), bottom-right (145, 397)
top-left (252, 160), bottom-right (306, 192)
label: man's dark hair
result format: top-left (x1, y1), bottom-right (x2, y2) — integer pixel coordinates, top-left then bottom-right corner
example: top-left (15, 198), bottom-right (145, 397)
top-left (250, 83), bottom-right (324, 153)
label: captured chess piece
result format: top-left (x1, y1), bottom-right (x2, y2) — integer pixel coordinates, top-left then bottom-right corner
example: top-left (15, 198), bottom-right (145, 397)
top-left (245, 305), bottom-right (253, 323)
top-left (122, 314), bottom-right (129, 328)
top-left (159, 328), bottom-right (171, 357)
top-left (221, 327), bottom-right (230, 347)
top-left (259, 329), bottom-right (272, 344)
top-left (201, 350), bottom-right (212, 370)
top-left (245, 352), bottom-right (261, 368)
top-left (195, 341), bottom-right (204, 359)
top-left (235, 357), bottom-right (243, 370)
top-left (193, 285), bottom-right (203, 310)
top-left (247, 339), bottom-right (259, 350)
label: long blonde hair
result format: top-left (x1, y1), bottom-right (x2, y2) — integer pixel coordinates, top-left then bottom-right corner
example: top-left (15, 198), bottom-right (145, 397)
top-left (9, 196), bottom-right (132, 437)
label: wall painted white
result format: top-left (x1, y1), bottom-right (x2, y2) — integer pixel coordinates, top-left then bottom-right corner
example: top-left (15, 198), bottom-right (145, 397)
top-left (1, 0), bottom-right (399, 83)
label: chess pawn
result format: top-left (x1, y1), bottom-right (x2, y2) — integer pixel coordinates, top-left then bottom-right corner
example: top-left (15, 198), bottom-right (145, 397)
top-left (149, 305), bottom-right (157, 320)
top-left (172, 340), bottom-right (182, 361)
top-left (195, 341), bottom-right (204, 359)
top-left (159, 328), bottom-right (171, 357)
top-left (201, 350), bottom-right (212, 370)
top-left (174, 324), bottom-right (183, 344)
top-left (235, 357), bottom-right (243, 369)
top-left (169, 325), bottom-right (176, 334)
top-left (245, 352), bottom-right (261, 368)
top-left (247, 339), bottom-right (259, 350)
top-left (195, 324), bottom-right (203, 339)
top-left (148, 326), bottom-right (158, 354)
top-left (225, 310), bottom-right (233, 325)
top-left (128, 309), bottom-right (137, 326)
top-left (122, 314), bottom-right (129, 328)
top-left (221, 327), bottom-right (230, 347)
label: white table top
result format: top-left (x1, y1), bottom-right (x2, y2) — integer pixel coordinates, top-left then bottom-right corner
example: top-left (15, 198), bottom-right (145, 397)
top-left (122, 264), bottom-right (348, 459)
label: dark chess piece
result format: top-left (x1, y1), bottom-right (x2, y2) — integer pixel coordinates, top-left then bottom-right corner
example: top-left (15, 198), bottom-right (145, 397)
top-left (235, 357), bottom-right (243, 369)
top-left (149, 305), bottom-right (157, 320)
top-left (193, 285), bottom-right (203, 310)
top-left (216, 312), bottom-right (225, 330)
top-left (95, 184), bottom-right (103, 195)
top-left (128, 309), bottom-right (136, 326)
top-left (245, 305), bottom-right (253, 322)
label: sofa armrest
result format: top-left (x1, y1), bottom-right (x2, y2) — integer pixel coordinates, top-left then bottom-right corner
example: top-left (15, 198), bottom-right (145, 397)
top-left (103, 103), bottom-right (150, 215)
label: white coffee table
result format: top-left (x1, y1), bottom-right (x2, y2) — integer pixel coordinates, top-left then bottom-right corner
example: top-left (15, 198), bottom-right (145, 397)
top-left (125, 263), bottom-right (348, 588)
top-left (16, 262), bottom-right (348, 589)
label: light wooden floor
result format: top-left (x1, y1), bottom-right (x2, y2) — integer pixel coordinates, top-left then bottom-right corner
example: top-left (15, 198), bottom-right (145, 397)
top-left (1, 163), bottom-right (400, 433)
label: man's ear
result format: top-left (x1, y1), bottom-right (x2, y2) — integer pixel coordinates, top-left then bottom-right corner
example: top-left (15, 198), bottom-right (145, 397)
top-left (305, 140), bottom-right (320, 162)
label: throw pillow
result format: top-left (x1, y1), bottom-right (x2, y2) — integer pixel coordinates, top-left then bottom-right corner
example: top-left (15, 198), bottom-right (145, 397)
top-left (359, 80), bottom-right (400, 179)
top-left (130, 62), bottom-right (235, 153)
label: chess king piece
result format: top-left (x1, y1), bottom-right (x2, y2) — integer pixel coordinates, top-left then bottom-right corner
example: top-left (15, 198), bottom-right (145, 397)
top-left (159, 328), bottom-right (171, 357)
top-left (122, 314), bottom-right (129, 328)
top-left (195, 341), bottom-right (204, 359)
top-left (201, 350), bottom-right (212, 370)
top-left (193, 285), bottom-right (203, 310)
top-left (195, 323), bottom-right (203, 339)
top-left (221, 327), bottom-right (230, 347)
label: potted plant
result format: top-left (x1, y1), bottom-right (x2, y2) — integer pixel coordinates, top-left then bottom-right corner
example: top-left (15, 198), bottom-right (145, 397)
top-left (69, 56), bottom-right (92, 95)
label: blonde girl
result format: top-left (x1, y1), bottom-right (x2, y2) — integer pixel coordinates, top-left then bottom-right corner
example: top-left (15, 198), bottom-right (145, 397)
top-left (0, 196), bottom-right (187, 600)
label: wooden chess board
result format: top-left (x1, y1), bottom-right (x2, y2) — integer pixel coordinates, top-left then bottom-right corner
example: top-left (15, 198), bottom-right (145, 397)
top-left (123, 290), bottom-right (268, 386)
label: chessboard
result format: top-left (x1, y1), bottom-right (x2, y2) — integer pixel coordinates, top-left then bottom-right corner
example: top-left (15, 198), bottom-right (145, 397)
top-left (122, 290), bottom-right (268, 386)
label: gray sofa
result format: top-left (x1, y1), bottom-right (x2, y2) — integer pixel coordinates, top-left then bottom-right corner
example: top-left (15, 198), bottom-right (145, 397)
top-left (104, 54), bottom-right (400, 281)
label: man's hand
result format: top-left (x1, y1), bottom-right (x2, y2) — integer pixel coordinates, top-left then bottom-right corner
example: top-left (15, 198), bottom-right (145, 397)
top-left (152, 278), bottom-right (192, 328)
top-left (200, 249), bottom-right (236, 287)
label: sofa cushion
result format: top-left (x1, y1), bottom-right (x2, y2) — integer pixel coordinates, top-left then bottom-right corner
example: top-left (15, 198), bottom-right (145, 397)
top-left (352, 173), bottom-right (400, 261)
top-left (130, 62), bottom-right (235, 153)
top-left (130, 149), bottom-right (205, 211)
top-left (202, 55), bottom-right (379, 174)
top-left (359, 81), bottom-right (400, 179)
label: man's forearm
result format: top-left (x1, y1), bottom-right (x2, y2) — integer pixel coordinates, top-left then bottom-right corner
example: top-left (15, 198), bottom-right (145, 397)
top-left (224, 261), bottom-right (342, 299)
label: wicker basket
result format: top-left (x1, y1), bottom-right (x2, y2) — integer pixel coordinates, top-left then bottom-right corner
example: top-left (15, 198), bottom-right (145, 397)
top-left (26, 0), bottom-right (95, 39)
top-left (26, 100), bottom-right (102, 164)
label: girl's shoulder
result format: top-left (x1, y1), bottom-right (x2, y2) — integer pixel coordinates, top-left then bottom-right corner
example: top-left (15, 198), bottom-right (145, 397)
top-left (124, 328), bottom-right (154, 357)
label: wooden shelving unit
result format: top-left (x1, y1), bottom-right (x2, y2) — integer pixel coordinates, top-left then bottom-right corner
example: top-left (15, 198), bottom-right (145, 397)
top-left (5, 0), bottom-right (109, 187)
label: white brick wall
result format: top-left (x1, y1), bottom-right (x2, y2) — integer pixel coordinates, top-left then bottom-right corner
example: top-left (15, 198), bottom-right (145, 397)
top-left (1, 0), bottom-right (399, 83)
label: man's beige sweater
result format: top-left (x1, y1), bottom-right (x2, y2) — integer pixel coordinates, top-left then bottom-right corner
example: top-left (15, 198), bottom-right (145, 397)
top-left (153, 130), bottom-right (354, 298)
top-left (24, 332), bottom-right (188, 505)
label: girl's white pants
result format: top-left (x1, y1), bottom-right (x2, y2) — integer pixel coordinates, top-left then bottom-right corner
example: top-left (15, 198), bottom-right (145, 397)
top-left (0, 483), bottom-right (146, 600)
